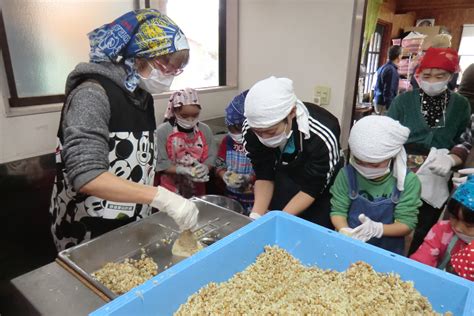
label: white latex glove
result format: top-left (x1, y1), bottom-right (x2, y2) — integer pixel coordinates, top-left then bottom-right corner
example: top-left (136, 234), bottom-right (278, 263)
top-left (428, 153), bottom-right (455, 177)
top-left (350, 214), bottom-right (383, 242)
top-left (193, 163), bottom-right (209, 178)
top-left (249, 212), bottom-right (262, 220)
top-left (223, 171), bottom-right (248, 189)
top-left (453, 168), bottom-right (474, 188)
top-left (176, 165), bottom-right (195, 177)
top-left (339, 227), bottom-right (355, 237)
top-left (151, 186), bottom-right (199, 231)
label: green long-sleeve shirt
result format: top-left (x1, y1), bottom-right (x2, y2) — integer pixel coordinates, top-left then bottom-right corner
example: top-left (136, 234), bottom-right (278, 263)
top-left (387, 89), bottom-right (470, 154)
top-left (330, 169), bottom-right (421, 230)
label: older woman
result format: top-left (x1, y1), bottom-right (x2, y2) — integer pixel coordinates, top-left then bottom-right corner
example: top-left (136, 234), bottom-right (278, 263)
top-left (387, 47), bottom-right (471, 255)
top-left (49, 9), bottom-right (198, 251)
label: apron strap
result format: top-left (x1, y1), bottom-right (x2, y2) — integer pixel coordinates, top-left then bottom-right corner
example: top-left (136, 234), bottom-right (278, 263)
top-left (437, 235), bottom-right (459, 270)
top-left (345, 165), bottom-right (359, 200)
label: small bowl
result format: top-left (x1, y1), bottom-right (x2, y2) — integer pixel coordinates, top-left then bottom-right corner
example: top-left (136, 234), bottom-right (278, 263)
top-left (198, 195), bottom-right (245, 214)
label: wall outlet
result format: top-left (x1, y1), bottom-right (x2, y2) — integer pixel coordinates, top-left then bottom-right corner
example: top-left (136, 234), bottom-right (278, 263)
top-left (313, 96), bottom-right (321, 105)
top-left (314, 86), bottom-right (331, 106)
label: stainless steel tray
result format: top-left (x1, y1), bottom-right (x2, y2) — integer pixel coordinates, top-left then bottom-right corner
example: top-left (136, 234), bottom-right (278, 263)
top-left (57, 197), bottom-right (251, 299)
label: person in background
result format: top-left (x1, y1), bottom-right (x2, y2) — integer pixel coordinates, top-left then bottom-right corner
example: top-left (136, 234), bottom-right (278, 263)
top-left (458, 63), bottom-right (474, 113)
top-left (388, 47), bottom-right (471, 255)
top-left (156, 88), bottom-right (217, 198)
top-left (331, 116), bottom-right (421, 255)
top-left (49, 10), bottom-right (198, 251)
top-left (411, 34), bottom-right (458, 91)
top-left (243, 76), bottom-right (342, 227)
top-left (410, 176), bottom-right (474, 282)
top-left (449, 64), bottom-right (474, 187)
top-left (373, 45), bottom-right (402, 114)
top-left (215, 90), bottom-right (255, 214)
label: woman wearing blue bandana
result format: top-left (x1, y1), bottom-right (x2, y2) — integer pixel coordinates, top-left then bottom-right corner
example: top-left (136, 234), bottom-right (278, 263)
top-left (49, 9), bottom-right (199, 251)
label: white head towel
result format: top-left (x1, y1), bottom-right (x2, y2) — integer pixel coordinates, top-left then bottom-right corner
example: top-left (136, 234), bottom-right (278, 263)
top-left (244, 76), bottom-right (310, 139)
top-left (348, 116), bottom-right (410, 191)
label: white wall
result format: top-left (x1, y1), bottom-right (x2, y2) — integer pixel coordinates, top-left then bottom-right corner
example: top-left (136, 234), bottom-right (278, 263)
top-left (238, 0), bottom-right (355, 124)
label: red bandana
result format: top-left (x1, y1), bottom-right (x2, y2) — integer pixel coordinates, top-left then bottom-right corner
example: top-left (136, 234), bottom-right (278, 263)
top-left (416, 47), bottom-right (460, 74)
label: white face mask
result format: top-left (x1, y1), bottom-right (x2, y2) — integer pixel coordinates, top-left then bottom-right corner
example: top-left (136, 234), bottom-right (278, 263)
top-left (454, 230), bottom-right (474, 244)
top-left (350, 157), bottom-right (391, 179)
top-left (138, 62), bottom-right (174, 94)
top-left (229, 132), bottom-right (243, 144)
top-left (419, 79), bottom-right (449, 97)
top-left (176, 115), bottom-right (198, 129)
top-left (256, 123), bottom-right (292, 148)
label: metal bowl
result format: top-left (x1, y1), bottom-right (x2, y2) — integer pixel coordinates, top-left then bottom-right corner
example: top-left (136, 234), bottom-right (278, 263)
top-left (198, 195), bottom-right (245, 214)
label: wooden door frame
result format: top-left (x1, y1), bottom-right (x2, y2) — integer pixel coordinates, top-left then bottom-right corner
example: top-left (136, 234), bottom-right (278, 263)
top-left (377, 19), bottom-right (393, 68)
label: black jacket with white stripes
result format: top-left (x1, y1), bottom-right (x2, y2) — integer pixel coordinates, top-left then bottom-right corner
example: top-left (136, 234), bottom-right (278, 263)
top-left (243, 102), bottom-right (341, 198)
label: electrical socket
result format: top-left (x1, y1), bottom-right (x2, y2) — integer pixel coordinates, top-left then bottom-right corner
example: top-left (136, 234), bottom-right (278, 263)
top-left (314, 86), bottom-right (331, 106)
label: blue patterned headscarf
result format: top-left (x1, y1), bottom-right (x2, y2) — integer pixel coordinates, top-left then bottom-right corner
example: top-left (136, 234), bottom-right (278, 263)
top-left (225, 90), bottom-right (249, 126)
top-left (88, 9), bottom-right (189, 92)
top-left (452, 175), bottom-right (474, 211)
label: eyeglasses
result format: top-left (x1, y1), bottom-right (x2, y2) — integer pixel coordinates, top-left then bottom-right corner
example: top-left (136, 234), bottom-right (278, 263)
top-left (149, 59), bottom-right (184, 76)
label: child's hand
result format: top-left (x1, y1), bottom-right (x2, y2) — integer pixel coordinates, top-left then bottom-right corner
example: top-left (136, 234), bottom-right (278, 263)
top-left (193, 163), bottom-right (209, 178)
top-left (223, 171), bottom-right (248, 189)
top-left (350, 214), bottom-right (383, 242)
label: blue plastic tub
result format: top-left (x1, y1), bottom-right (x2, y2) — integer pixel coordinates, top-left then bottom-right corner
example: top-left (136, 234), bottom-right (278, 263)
top-left (91, 212), bottom-right (474, 316)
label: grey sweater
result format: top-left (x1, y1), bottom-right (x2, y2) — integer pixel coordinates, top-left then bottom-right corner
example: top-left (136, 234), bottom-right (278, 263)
top-left (61, 62), bottom-right (151, 191)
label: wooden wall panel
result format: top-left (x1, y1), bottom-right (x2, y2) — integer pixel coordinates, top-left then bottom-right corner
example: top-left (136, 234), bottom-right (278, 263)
top-left (397, 0), bottom-right (474, 12)
top-left (407, 8), bottom-right (474, 51)
top-left (395, 0), bottom-right (474, 51)
top-left (379, 0), bottom-right (397, 22)
top-left (391, 12), bottom-right (416, 38)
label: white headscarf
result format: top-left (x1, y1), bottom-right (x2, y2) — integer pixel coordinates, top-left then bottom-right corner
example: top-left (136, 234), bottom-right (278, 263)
top-left (348, 116), bottom-right (410, 191)
top-left (244, 76), bottom-right (310, 139)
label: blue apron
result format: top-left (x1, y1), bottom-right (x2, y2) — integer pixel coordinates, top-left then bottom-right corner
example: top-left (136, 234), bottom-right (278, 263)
top-left (345, 165), bottom-right (405, 255)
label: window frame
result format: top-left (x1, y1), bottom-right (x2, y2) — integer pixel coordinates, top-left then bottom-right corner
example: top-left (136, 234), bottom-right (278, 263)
top-left (0, 0), bottom-right (227, 108)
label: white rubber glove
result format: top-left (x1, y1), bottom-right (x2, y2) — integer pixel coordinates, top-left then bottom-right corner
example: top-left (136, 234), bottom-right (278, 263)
top-left (223, 171), bottom-right (248, 189)
top-left (453, 168), bottom-right (474, 188)
top-left (428, 153), bottom-right (455, 177)
top-left (339, 227), bottom-right (356, 237)
top-left (176, 165), bottom-right (195, 177)
top-left (350, 214), bottom-right (383, 242)
top-left (249, 212), bottom-right (262, 220)
top-left (151, 186), bottom-right (199, 231)
top-left (193, 163), bottom-right (209, 178)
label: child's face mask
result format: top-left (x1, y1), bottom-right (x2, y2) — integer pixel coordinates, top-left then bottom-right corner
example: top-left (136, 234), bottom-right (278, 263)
top-left (454, 230), bottom-right (474, 244)
top-left (176, 115), bottom-right (198, 129)
top-left (229, 132), bottom-right (243, 144)
top-left (350, 157), bottom-right (391, 179)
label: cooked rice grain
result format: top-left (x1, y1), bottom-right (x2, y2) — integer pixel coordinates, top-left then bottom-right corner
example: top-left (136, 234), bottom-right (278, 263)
top-left (175, 246), bottom-right (448, 315)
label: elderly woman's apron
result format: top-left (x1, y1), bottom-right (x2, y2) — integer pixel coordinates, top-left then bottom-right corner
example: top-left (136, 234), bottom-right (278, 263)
top-left (159, 125), bottom-right (208, 198)
top-left (49, 75), bottom-right (157, 251)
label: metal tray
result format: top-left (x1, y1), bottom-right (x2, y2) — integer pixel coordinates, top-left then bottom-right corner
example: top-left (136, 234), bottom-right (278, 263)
top-left (57, 197), bottom-right (251, 299)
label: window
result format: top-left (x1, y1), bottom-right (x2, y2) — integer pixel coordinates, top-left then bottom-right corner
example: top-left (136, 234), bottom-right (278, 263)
top-left (458, 24), bottom-right (474, 80)
top-left (0, 0), bottom-right (225, 107)
top-left (363, 23), bottom-right (384, 94)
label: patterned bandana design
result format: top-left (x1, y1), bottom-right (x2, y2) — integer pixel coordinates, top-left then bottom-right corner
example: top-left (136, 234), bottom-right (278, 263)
top-left (225, 90), bottom-right (249, 126)
top-left (452, 175), bottom-right (474, 211)
top-left (88, 9), bottom-right (189, 92)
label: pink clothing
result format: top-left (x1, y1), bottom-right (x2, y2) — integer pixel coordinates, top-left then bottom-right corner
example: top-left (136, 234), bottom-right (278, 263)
top-left (159, 126), bottom-right (208, 198)
top-left (410, 220), bottom-right (469, 267)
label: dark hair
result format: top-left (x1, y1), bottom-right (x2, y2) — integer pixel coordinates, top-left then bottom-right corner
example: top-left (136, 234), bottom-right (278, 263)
top-left (388, 45), bottom-right (402, 61)
top-left (447, 198), bottom-right (474, 224)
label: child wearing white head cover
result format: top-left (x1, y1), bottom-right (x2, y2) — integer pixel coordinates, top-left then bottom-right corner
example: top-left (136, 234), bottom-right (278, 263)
top-left (330, 116), bottom-right (421, 255)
